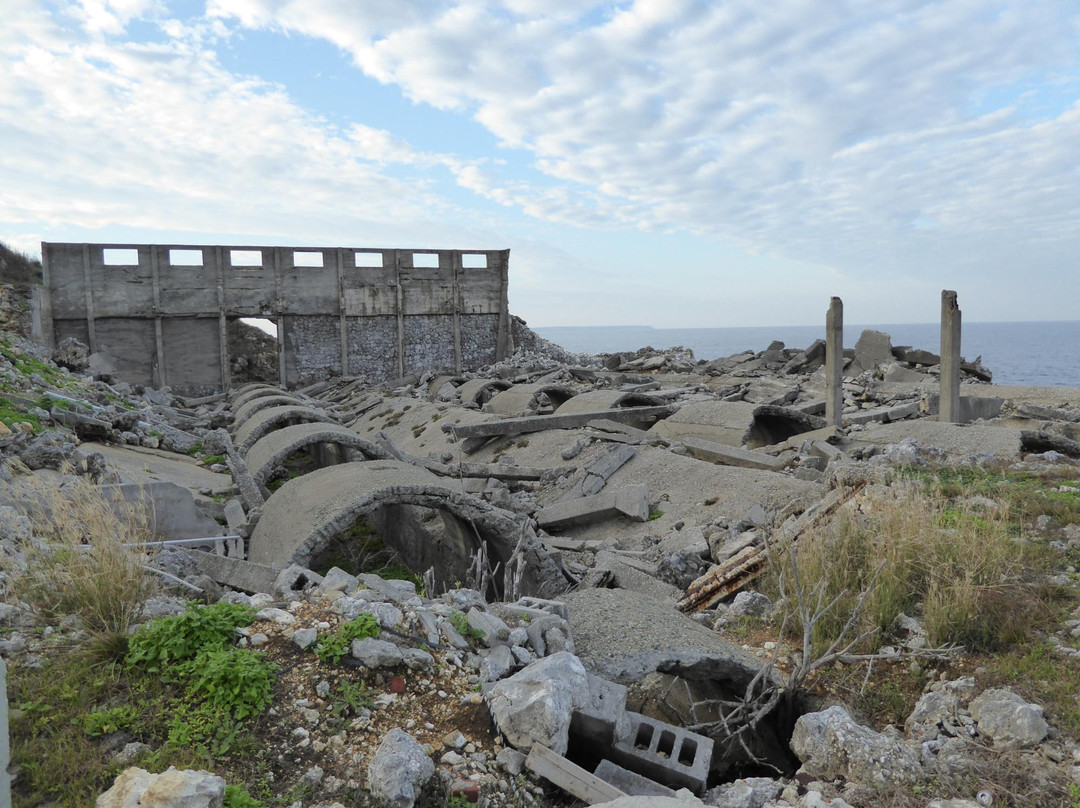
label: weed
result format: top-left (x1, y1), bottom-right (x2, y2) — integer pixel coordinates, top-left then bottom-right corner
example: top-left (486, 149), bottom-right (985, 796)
top-left (6, 476), bottom-right (157, 635)
top-left (79, 704), bottom-right (138, 737)
top-left (202, 454), bottom-right (226, 466)
top-left (447, 610), bottom-right (483, 643)
top-left (224, 784), bottom-right (264, 808)
top-left (329, 679), bottom-right (374, 720)
top-left (181, 648), bottom-right (277, 719)
top-left (647, 507), bottom-right (664, 521)
top-left (314, 613), bottom-right (381, 664)
top-left (126, 602), bottom-right (255, 671)
top-left (187, 442), bottom-right (205, 457)
top-left (767, 480), bottom-right (1055, 655)
top-left (0, 396), bottom-right (40, 433)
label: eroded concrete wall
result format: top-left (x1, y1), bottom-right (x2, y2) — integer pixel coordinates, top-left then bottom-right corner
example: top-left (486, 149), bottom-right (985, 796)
top-left (39, 243), bottom-right (511, 394)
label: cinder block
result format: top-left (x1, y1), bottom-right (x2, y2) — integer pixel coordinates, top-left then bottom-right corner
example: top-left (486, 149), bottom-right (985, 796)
top-left (593, 760), bottom-right (676, 798)
top-left (609, 712), bottom-right (714, 794)
top-left (571, 674), bottom-right (630, 747)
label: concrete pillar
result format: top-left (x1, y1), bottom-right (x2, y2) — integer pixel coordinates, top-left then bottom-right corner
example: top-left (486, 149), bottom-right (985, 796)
top-left (825, 296), bottom-right (844, 427)
top-left (940, 290), bottom-right (962, 423)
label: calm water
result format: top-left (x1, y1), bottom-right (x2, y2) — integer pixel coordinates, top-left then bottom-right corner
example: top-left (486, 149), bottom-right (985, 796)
top-left (535, 321), bottom-right (1080, 388)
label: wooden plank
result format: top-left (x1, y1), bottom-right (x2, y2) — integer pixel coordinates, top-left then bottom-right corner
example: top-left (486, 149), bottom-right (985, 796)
top-left (676, 482), bottom-right (866, 612)
top-left (446, 405), bottom-right (676, 441)
top-left (524, 744), bottom-right (626, 805)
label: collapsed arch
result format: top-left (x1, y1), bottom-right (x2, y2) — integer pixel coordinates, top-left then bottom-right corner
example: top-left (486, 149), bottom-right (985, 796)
top-left (487, 383), bottom-right (575, 416)
top-left (248, 460), bottom-right (566, 599)
top-left (232, 394), bottom-right (308, 431)
top-left (557, 389), bottom-right (665, 414)
top-left (244, 422), bottom-right (394, 485)
top-left (233, 405), bottom-right (338, 453)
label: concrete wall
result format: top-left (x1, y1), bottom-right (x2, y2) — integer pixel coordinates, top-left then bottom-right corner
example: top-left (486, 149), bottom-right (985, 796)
top-left (38, 243), bottom-right (512, 394)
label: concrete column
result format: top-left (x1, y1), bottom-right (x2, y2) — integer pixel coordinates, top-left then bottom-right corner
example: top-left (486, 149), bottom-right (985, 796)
top-left (451, 251), bottom-right (463, 374)
top-left (394, 249), bottom-right (405, 379)
top-left (36, 240), bottom-right (54, 348)
top-left (495, 249), bottom-right (511, 361)
top-left (150, 246), bottom-right (166, 388)
top-left (940, 290), bottom-right (961, 423)
top-left (336, 249), bottom-right (349, 376)
top-left (81, 244), bottom-right (97, 353)
top-left (825, 296), bottom-right (844, 427)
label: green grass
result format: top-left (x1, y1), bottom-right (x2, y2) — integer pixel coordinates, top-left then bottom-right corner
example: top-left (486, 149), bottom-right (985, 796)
top-left (0, 396), bottom-right (40, 433)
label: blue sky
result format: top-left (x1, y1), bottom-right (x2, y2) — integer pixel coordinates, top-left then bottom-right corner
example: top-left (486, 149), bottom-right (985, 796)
top-left (1, 0), bottom-right (1078, 328)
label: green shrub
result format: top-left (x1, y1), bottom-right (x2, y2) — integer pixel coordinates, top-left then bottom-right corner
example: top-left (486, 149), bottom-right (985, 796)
top-left (314, 613), bottom-right (380, 664)
top-left (126, 602), bottom-right (255, 671)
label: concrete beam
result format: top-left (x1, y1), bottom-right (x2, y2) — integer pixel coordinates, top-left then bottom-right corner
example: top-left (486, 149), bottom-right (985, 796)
top-left (679, 436), bottom-right (786, 472)
top-left (445, 405), bottom-right (676, 444)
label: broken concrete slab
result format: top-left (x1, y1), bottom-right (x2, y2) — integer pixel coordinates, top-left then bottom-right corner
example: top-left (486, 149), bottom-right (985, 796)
top-left (564, 444), bottom-right (637, 499)
top-left (184, 550), bottom-right (279, 595)
top-left (648, 401), bottom-right (757, 446)
top-left (856, 420), bottom-right (1024, 459)
top-left (565, 588), bottom-right (765, 685)
top-left (593, 761), bottom-right (676, 799)
top-left (536, 485), bottom-right (650, 530)
top-left (678, 437), bottom-right (786, 472)
top-left (558, 390), bottom-right (666, 414)
top-left (845, 400), bottom-right (920, 425)
top-left (101, 481), bottom-right (224, 541)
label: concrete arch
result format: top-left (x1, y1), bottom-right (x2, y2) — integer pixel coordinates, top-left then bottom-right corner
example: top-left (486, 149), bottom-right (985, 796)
top-left (232, 394), bottom-right (307, 432)
top-left (556, 390), bottom-right (665, 414)
top-left (457, 378), bottom-right (513, 407)
top-left (248, 460), bottom-right (566, 598)
top-left (244, 422), bottom-right (394, 485)
top-left (234, 405), bottom-right (339, 453)
top-left (487, 383), bottom-right (575, 416)
top-left (427, 374), bottom-right (466, 396)
top-left (231, 385), bottom-right (288, 412)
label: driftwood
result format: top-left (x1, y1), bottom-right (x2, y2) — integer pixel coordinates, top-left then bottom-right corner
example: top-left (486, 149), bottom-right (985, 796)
top-left (676, 482), bottom-right (867, 612)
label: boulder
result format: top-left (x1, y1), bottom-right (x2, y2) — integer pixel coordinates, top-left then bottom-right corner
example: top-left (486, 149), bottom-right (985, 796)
top-left (790, 706), bottom-right (924, 786)
top-left (485, 651), bottom-right (590, 754)
top-left (53, 337), bottom-right (89, 371)
top-left (853, 329), bottom-right (894, 372)
top-left (969, 688), bottom-right (1049, 749)
top-left (366, 729), bottom-right (435, 808)
top-left (96, 766), bottom-right (225, 808)
top-left (705, 777), bottom-right (784, 808)
top-left (350, 637), bottom-right (404, 669)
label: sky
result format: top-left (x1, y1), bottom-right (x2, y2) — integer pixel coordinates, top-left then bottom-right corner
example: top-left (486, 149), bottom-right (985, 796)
top-left (1, 1), bottom-right (1078, 329)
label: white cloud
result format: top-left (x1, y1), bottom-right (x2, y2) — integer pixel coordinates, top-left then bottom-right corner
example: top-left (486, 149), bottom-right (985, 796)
top-left (0, 3), bottom-right (488, 245)
top-left (210, 0), bottom-right (1080, 295)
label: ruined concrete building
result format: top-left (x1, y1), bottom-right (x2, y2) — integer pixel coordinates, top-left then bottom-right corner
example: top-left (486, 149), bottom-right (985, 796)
top-left (35, 243), bottom-right (512, 395)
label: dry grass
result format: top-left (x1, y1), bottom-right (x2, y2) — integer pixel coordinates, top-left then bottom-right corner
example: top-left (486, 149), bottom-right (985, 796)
top-left (6, 476), bottom-right (158, 635)
top-left (769, 480), bottom-right (1056, 656)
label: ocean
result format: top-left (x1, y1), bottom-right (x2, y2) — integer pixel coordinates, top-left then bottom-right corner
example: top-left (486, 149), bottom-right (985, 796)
top-left (534, 321), bottom-right (1080, 388)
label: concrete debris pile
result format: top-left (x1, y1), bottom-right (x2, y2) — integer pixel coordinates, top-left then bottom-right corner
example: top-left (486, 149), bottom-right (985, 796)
top-left (2, 317), bottom-right (1080, 808)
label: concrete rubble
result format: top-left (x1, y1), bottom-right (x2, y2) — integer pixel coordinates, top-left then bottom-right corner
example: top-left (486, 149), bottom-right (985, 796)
top-left (0, 313), bottom-right (1079, 808)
